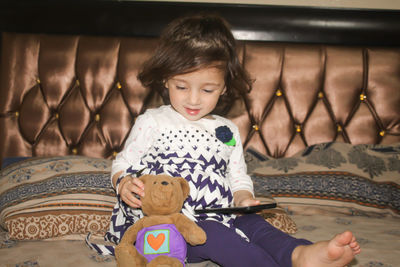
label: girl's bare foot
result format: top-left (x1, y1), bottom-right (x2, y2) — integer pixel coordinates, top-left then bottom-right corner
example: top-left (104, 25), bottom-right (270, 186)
top-left (292, 231), bottom-right (361, 267)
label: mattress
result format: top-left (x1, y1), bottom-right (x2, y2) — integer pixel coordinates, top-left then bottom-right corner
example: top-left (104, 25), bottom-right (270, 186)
top-left (1, 212), bottom-right (398, 267)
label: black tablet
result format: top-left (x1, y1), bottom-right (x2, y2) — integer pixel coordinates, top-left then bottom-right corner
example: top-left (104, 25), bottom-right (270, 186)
top-left (194, 203), bottom-right (277, 214)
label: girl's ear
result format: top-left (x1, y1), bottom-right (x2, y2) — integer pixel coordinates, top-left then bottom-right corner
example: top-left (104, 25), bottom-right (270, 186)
top-left (221, 86), bottom-right (227, 95)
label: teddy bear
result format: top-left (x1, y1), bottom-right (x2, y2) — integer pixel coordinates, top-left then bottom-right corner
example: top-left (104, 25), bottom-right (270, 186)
top-left (115, 174), bottom-right (207, 267)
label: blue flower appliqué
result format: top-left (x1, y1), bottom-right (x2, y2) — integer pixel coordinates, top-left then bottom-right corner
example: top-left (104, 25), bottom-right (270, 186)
top-left (215, 126), bottom-right (236, 146)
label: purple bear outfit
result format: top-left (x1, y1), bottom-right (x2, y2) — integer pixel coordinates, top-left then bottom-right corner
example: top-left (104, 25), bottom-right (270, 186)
top-left (135, 224), bottom-right (187, 265)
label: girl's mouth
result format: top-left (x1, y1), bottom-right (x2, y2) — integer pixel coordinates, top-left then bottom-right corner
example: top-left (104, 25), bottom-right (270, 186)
top-left (185, 107), bottom-right (200, 116)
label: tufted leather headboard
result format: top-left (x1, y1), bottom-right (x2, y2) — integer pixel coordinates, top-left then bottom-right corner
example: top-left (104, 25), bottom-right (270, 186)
top-left (0, 2), bottom-right (400, 165)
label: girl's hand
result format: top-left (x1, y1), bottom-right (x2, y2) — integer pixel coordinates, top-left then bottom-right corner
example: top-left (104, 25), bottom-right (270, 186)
top-left (233, 190), bottom-right (260, 207)
top-left (118, 176), bottom-right (145, 209)
top-left (237, 198), bottom-right (260, 207)
top-left (236, 197), bottom-right (260, 207)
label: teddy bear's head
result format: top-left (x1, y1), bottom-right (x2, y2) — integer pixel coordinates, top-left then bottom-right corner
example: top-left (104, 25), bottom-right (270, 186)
top-left (139, 174), bottom-right (190, 216)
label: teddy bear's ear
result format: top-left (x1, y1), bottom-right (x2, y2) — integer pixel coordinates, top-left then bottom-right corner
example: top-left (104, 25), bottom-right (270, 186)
top-left (177, 177), bottom-right (190, 198)
top-left (138, 174), bottom-right (151, 184)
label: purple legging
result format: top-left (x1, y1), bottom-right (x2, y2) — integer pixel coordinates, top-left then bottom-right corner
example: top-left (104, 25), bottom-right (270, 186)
top-left (187, 214), bottom-right (312, 267)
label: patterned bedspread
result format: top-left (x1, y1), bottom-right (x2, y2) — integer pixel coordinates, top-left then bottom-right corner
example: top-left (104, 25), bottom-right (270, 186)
top-left (0, 143), bottom-right (398, 266)
top-left (1, 212), bottom-right (398, 267)
top-left (291, 213), bottom-right (400, 267)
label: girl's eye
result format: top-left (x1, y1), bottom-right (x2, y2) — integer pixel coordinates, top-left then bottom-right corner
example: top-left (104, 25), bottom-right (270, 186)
top-left (176, 86), bottom-right (186, 90)
top-left (203, 89), bottom-right (214, 93)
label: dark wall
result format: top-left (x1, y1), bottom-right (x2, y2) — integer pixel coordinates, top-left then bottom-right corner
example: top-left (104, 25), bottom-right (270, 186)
top-left (1, 0), bottom-right (400, 45)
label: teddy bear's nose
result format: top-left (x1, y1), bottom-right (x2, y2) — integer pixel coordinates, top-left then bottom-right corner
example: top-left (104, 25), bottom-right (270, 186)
top-left (161, 181), bottom-right (169, 186)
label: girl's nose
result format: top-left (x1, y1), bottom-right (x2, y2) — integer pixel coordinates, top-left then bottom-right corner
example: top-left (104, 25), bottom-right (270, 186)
top-left (188, 89), bottom-right (201, 105)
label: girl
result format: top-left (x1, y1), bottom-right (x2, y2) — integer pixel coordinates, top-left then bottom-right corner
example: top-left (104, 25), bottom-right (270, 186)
top-left (108, 14), bottom-right (361, 266)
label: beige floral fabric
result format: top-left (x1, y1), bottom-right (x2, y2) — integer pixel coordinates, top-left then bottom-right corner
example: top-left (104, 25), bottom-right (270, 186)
top-left (0, 156), bottom-right (115, 240)
top-left (5, 213), bottom-right (110, 240)
top-left (1, 212), bottom-right (398, 267)
top-left (246, 142), bottom-right (400, 216)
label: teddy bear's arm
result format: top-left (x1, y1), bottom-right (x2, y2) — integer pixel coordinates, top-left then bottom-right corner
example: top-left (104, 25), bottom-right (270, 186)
top-left (115, 220), bottom-right (148, 267)
top-left (120, 220), bottom-right (144, 245)
top-left (172, 214), bottom-right (207, 245)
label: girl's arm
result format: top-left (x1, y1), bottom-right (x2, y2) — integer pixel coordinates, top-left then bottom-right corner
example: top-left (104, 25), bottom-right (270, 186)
top-left (111, 113), bottom-right (155, 185)
top-left (226, 124), bottom-right (257, 207)
top-left (111, 113), bottom-right (155, 207)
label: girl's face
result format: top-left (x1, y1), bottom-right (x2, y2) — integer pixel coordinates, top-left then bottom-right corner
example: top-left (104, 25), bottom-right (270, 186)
top-left (165, 66), bottom-right (226, 121)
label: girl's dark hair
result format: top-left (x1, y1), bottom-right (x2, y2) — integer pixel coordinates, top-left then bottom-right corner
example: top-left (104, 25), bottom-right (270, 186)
top-left (138, 14), bottom-right (252, 115)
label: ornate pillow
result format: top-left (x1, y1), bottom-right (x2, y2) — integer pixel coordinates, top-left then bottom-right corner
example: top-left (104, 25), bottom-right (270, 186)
top-left (0, 156), bottom-right (115, 240)
top-left (255, 196), bottom-right (297, 234)
top-left (247, 142), bottom-right (400, 217)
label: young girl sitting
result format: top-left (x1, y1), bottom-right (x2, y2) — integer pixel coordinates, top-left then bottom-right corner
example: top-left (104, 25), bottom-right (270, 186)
top-left (107, 14), bottom-right (361, 267)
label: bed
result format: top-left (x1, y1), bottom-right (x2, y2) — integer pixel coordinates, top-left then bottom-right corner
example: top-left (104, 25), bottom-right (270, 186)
top-left (0, 1), bottom-right (399, 266)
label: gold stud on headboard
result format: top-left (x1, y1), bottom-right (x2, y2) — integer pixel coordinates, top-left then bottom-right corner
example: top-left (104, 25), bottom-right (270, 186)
top-left (116, 82), bottom-right (122, 90)
top-left (276, 89), bottom-right (282, 97)
top-left (379, 130), bottom-right (385, 137)
top-left (337, 125), bottom-right (342, 132)
top-left (252, 124), bottom-right (259, 131)
top-left (113, 151), bottom-right (118, 158)
top-left (318, 92), bottom-right (324, 99)
top-left (95, 114), bottom-right (100, 122)
top-left (296, 124), bottom-right (302, 133)
top-left (72, 148), bottom-right (78, 155)
top-left (360, 94), bottom-right (366, 101)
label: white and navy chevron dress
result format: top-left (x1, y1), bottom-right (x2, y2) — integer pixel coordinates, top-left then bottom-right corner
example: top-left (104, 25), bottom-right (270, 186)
top-left (106, 105), bottom-right (254, 247)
